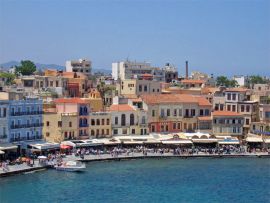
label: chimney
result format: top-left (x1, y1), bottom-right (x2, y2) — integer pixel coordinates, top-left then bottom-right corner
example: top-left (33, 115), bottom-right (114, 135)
top-left (185, 61), bottom-right (188, 79)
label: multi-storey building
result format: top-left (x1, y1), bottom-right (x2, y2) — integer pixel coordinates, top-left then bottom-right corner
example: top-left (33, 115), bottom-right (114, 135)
top-left (54, 98), bottom-right (90, 139)
top-left (9, 98), bottom-right (43, 142)
top-left (163, 63), bottom-right (178, 83)
top-left (118, 79), bottom-right (162, 96)
top-left (141, 94), bottom-right (212, 133)
top-left (224, 88), bottom-right (259, 134)
top-left (212, 111), bottom-right (244, 138)
top-left (109, 104), bottom-right (148, 136)
top-left (66, 59), bottom-right (92, 78)
top-left (89, 112), bottom-right (111, 138)
top-left (112, 60), bottom-right (165, 81)
top-left (0, 100), bottom-right (9, 143)
top-left (43, 111), bottom-right (78, 143)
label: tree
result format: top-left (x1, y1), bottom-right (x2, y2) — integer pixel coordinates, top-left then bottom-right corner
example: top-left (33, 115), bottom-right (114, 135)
top-left (15, 60), bottom-right (36, 76)
top-left (216, 76), bottom-right (238, 87)
top-left (249, 75), bottom-right (265, 85)
top-left (0, 72), bottom-right (16, 85)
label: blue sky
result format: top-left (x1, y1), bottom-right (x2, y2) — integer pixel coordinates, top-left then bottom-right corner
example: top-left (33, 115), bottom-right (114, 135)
top-left (0, 0), bottom-right (269, 76)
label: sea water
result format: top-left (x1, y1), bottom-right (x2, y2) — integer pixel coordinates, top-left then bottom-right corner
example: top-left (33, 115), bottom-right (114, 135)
top-left (0, 158), bottom-right (269, 203)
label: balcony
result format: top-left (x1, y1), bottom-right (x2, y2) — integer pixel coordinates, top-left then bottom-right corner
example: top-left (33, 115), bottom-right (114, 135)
top-left (10, 123), bottom-right (43, 129)
top-left (79, 123), bottom-right (89, 128)
top-left (79, 111), bottom-right (89, 116)
top-left (0, 134), bottom-right (7, 139)
top-left (159, 115), bottom-right (167, 120)
top-left (10, 111), bottom-right (43, 116)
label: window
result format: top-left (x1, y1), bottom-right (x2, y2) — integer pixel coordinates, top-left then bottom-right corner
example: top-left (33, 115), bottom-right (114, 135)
top-left (227, 105), bottom-right (231, 111)
top-left (232, 119), bottom-right (235, 124)
top-left (220, 104), bottom-right (224, 111)
top-left (91, 130), bottom-right (95, 136)
top-left (157, 89), bottom-right (160, 92)
top-left (131, 129), bottom-right (135, 134)
top-left (232, 105), bottom-right (236, 112)
top-left (205, 109), bottom-right (210, 116)
top-left (215, 104), bottom-right (219, 111)
top-left (161, 109), bottom-right (165, 117)
top-left (106, 119), bottom-right (110, 125)
top-left (152, 110), bottom-right (155, 117)
top-left (167, 109), bottom-right (170, 116)
top-left (200, 109), bottom-right (204, 116)
top-left (69, 122), bottom-right (72, 127)
top-left (121, 114), bottom-right (126, 126)
top-left (58, 121), bottom-right (62, 127)
top-left (142, 116), bottom-right (146, 124)
top-left (139, 85), bottom-right (142, 92)
top-left (56, 81), bottom-right (59, 87)
top-left (246, 119), bottom-right (250, 125)
top-left (173, 123), bottom-right (176, 129)
top-left (123, 129), bottom-right (127, 134)
top-left (130, 114), bottom-right (135, 125)
top-left (246, 105), bottom-right (250, 112)
top-left (174, 109), bottom-right (177, 116)
top-left (102, 119), bottom-right (105, 125)
top-left (177, 122), bottom-right (181, 129)
top-left (91, 119), bottom-right (95, 125)
top-left (3, 108), bottom-right (6, 117)
top-left (151, 125), bottom-right (155, 132)
top-left (106, 129), bottom-right (109, 135)
top-left (115, 117), bottom-right (118, 125)
top-left (227, 93), bottom-right (231, 100)
top-left (97, 119), bottom-right (100, 125)
top-left (179, 109), bottom-right (182, 116)
top-left (191, 109), bottom-right (196, 116)
top-left (232, 94), bottom-right (236, 100)
top-left (241, 105), bottom-right (245, 112)
top-left (46, 121), bottom-right (50, 126)
top-left (144, 85), bottom-right (147, 92)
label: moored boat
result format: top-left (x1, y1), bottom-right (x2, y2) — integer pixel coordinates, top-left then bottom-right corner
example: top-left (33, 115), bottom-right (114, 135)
top-left (55, 161), bottom-right (86, 172)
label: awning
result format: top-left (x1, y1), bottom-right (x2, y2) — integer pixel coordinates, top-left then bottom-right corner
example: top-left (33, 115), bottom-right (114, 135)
top-left (263, 139), bottom-right (270, 144)
top-left (61, 141), bottom-right (76, 147)
top-left (143, 139), bottom-right (161, 144)
top-left (246, 137), bottom-right (263, 143)
top-left (218, 140), bottom-right (240, 145)
top-left (192, 139), bottom-right (218, 143)
top-left (60, 145), bottom-right (72, 149)
top-left (123, 141), bottom-right (144, 145)
top-left (0, 143), bottom-right (18, 150)
top-left (162, 140), bottom-right (193, 145)
top-left (0, 150), bottom-right (5, 155)
top-left (29, 142), bottom-right (60, 150)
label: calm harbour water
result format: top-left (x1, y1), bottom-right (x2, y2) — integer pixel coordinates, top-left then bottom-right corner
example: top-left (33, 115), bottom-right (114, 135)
top-left (0, 158), bottom-right (270, 203)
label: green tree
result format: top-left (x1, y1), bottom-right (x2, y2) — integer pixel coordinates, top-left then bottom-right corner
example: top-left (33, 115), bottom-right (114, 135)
top-left (216, 76), bottom-right (238, 87)
top-left (249, 75), bottom-right (265, 85)
top-left (15, 60), bottom-right (36, 76)
top-left (0, 72), bottom-right (16, 85)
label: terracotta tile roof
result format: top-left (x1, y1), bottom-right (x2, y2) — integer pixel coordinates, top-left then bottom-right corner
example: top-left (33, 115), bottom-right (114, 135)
top-left (141, 94), bottom-right (211, 106)
top-left (109, 104), bottom-right (135, 112)
top-left (212, 111), bottom-right (242, 117)
top-left (121, 94), bottom-right (139, 99)
top-left (54, 98), bottom-right (89, 104)
top-left (198, 116), bottom-right (212, 121)
top-left (201, 87), bottom-right (220, 94)
top-left (196, 97), bottom-right (212, 106)
top-left (181, 79), bottom-right (204, 84)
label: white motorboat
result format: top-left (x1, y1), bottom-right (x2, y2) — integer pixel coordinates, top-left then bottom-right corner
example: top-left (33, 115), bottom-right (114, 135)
top-left (55, 161), bottom-right (86, 172)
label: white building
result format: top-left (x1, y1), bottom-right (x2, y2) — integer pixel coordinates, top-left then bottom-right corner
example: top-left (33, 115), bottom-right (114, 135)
top-left (66, 59), bottom-right (92, 77)
top-left (232, 75), bottom-right (246, 87)
top-left (112, 60), bottom-right (165, 81)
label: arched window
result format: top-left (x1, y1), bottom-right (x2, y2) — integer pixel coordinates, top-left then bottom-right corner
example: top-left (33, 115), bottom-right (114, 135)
top-left (91, 130), bottom-right (95, 136)
top-left (97, 119), bottom-right (100, 125)
top-left (84, 107), bottom-right (88, 114)
top-left (79, 118), bottom-right (83, 125)
top-left (130, 114), bottom-right (134, 125)
top-left (83, 118), bottom-right (88, 125)
top-left (142, 116), bottom-right (146, 124)
top-left (121, 114), bottom-right (126, 126)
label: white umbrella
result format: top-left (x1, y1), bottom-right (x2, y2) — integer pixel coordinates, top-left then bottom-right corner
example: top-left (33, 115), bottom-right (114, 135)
top-left (37, 155), bottom-right (47, 159)
top-left (0, 150), bottom-right (5, 155)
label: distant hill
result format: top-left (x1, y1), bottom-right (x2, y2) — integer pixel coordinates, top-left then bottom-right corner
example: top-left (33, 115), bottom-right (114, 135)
top-left (0, 61), bottom-right (111, 74)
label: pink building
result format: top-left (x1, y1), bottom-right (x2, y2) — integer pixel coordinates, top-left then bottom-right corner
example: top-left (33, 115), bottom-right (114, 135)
top-left (54, 98), bottom-right (90, 138)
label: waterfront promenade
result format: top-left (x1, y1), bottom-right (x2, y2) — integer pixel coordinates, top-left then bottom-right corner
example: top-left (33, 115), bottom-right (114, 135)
top-left (1, 151), bottom-right (270, 177)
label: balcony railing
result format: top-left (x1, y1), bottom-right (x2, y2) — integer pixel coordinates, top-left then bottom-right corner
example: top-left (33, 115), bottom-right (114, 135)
top-left (0, 134), bottom-right (7, 139)
top-left (10, 123), bottom-right (43, 129)
top-left (79, 123), bottom-right (89, 127)
top-left (79, 111), bottom-right (89, 116)
top-left (10, 111), bottom-right (43, 116)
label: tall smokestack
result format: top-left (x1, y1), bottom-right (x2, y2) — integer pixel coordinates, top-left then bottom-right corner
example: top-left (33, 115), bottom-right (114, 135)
top-left (185, 61), bottom-right (188, 79)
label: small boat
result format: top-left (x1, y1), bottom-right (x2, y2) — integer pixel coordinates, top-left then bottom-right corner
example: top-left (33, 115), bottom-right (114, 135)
top-left (55, 161), bottom-right (86, 172)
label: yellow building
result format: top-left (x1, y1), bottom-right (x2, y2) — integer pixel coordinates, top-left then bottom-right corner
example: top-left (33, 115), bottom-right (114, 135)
top-left (43, 112), bottom-right (78, 143)
top-left (85, 89), bottom-right (104, 112)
